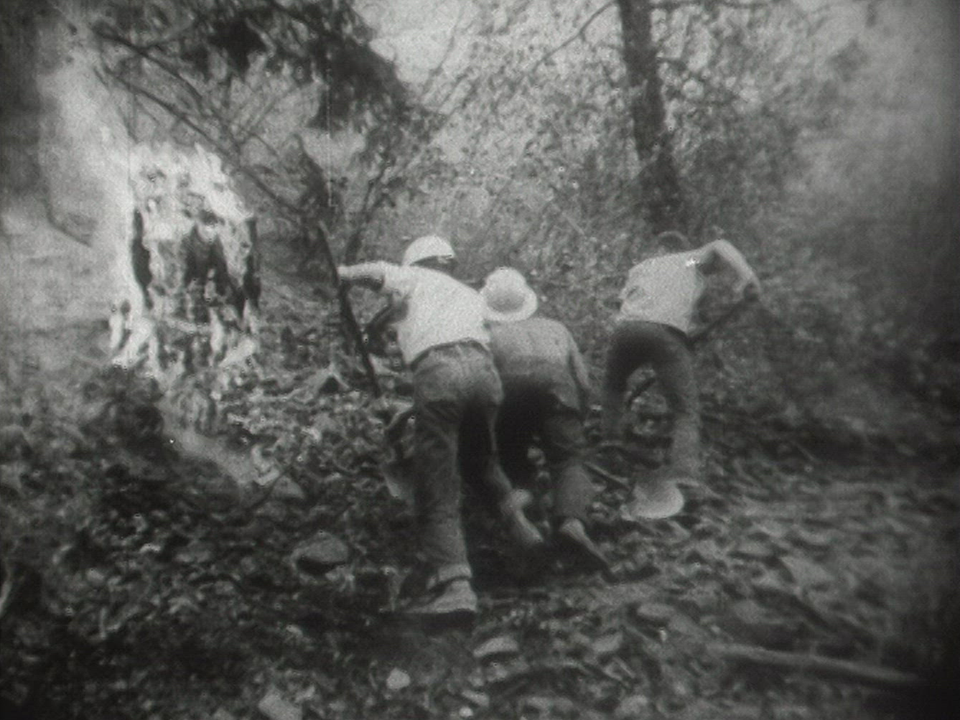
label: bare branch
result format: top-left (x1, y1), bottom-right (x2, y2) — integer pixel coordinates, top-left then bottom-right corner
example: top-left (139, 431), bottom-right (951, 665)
top-left (528, 1), bottom-right (617, 77)
top-left (105, 71), bottom-right (290, 210)
top-left (652, 0), bottom-right (769, 10)
top-left (235, 84), bottom-right (302, 148)
top-left (420, 1), bottom-right (469, 97)
top-left (127, 17), bottom-right (201, 51)
top-left (710, 643), bottom-right (925, 690)
top-left (93, 27), bottom-right (207, 111)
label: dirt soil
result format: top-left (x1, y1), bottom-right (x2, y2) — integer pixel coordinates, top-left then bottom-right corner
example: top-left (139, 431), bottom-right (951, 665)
top-left (1, 242), bottom-right (958, 720)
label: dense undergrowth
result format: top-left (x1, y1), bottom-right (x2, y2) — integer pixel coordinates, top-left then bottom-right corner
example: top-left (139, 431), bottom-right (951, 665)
top-left (2, 241), bottom-right (958, 720)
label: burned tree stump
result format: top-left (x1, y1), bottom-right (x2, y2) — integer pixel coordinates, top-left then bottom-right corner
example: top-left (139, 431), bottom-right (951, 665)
top-left (110, 143), bottom-right (261, 385)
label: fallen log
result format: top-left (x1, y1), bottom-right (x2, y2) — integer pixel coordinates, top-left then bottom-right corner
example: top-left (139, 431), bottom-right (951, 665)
top-left (709, 642), bottom-right (924, 691)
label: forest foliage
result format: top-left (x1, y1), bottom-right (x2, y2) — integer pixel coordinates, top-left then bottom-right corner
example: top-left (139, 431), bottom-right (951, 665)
top-left (59, 0), bottom-right (956, 355)
top-left (1, 2), bottom-right (958, 718)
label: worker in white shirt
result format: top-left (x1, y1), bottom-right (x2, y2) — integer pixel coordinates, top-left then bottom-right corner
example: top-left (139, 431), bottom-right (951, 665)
top-left (339, 236), bottom-right (541, 619)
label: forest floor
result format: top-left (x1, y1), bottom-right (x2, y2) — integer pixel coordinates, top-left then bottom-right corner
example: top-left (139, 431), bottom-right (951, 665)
top-left (1, 240), bottom-right (958, 720)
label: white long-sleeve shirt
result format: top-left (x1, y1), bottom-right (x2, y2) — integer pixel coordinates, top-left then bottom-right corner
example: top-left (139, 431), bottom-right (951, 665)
top-left (617, 251), bottom-right (706, 334)
top-left (344, 262), bottom-right (490, 365)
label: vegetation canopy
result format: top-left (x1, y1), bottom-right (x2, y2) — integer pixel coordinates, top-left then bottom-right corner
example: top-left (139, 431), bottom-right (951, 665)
top-left (0, 1), bottom-right (957, 719)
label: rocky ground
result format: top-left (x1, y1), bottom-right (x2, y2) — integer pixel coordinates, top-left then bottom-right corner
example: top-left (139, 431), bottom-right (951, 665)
top-left (1, 240), bottom-right (958, 720)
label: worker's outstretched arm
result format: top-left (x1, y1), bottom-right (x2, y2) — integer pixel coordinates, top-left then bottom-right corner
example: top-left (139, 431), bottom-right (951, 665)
top-left (700, 240), bottom-right (761, 298)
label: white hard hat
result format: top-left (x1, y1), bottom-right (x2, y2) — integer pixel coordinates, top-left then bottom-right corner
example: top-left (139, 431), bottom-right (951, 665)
top-left (480, 267), bottom-right (538, 323)
top-left (402, 235), bottom-right (455, 266)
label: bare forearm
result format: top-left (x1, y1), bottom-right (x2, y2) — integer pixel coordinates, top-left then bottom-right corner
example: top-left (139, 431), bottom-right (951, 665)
top-left (338, 262), bottom-right (386, 290)
top-left (709, 240), bottom-right (756, 281)
top-left (703, 240), bottom-right (760, 295)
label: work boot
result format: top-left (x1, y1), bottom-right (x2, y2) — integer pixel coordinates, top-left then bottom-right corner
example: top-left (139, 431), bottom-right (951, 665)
top-left (500, 489), bottom-right (545, 550)
top-left (556, 518), bottom-right (613, 578)
top-left (403, 566), bottom-right (478, 619)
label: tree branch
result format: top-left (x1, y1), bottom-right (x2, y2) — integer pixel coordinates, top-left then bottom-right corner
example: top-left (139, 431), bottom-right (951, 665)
top-left (709, 643), bottom-right (925, 691)
top-left (420, 0), bottom-right (469, 97)
top-left (94, 28), bottom-right (207, 111)
top-left (124, 17), bottom-right (200, 51)
top-left (652, 0), bottom-right (768, 10)
top-left (528, 1), bottom-right (617, 76)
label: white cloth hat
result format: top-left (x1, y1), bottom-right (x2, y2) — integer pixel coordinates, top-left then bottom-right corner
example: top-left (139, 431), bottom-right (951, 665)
top-left (480, 267), bottom-right (539, 323)
top-left (402, 235), bottom-right (455, 266)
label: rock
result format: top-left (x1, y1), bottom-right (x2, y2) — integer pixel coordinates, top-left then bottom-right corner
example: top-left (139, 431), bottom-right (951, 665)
top-left (473, 635), bottom-right (520, 660)
top-left (791, 528), bottom-right (832, 551)
top-left (460, 689), bottom-right (490, 709)
top-left (780, 555), bottom-right (834, 588)
top-left (0, 425), bottom-right (30, 461)
top-left (212, 709), bottom-right (238, 720)
top-left (162, 421), bottom-right (259, 487)
top-left (521, 696), bottom-right (576, 715)
top-left (484, 656), bottom-right (530, 684)
top-left (720, 599), bottom-right (799, 647)
top-left (257, 688), bottom-right (301, 720)
top-left (291, 532), bottom-right (349, 575)
top-left (270, 475), bottom-right (307, 502)
top-left (302, 366), bottom-right (346, 395)
top-left (385, 668), bottom-right (411, 691)
top-left (614, 693), bottom-right (650, 719)
top-left (635, 602), bottom-right (674, 624)
top-left (732, 539), bottom-right (776, 560)
top-left (0, 463), bottom-right (26, 497)
top-left (581, 581), bottom-right (654, 610)
top-left (174, 541), bottom-right (214, 565)
top-left (668, 611), bottom-right (710, 641)
top-left (590, 631), bottom-right (624, 658)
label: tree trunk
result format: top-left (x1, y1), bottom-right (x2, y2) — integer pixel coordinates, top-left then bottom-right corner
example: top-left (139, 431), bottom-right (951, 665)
top-left (616, 0), bottom-right (686, 233)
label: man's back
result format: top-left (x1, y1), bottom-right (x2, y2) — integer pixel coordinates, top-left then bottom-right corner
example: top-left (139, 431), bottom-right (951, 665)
top-left (617, 251), bottom-right (706, 334)
top-left (378, 263), bottom-right (490, 364)
top-left (490, 317), bottom-right (590, 414)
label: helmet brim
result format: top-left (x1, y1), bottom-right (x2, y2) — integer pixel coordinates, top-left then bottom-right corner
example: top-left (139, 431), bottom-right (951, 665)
top-left (483, 288), bottom-right (539, 323)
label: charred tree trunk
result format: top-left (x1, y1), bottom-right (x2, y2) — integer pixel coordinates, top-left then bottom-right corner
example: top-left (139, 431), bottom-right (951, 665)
top-left (616, 0), bottom-right (686, 234)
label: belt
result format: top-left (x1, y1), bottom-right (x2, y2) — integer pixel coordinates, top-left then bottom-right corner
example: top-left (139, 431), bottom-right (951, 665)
top-left (410, 339), bottom-right (489, 372)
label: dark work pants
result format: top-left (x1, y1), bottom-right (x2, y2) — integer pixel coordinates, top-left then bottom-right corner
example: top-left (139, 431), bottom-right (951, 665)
top-left (412, 343), bottom-right (513, 576)
top-left (602, 319), bottom-right (701, 477)
top-left (495, 384), bottom-right (593, 523)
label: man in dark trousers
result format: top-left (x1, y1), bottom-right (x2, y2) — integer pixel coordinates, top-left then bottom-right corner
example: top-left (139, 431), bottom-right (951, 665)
top-left (339, 237), bottom-right (541, 618)
top-left (479, 267), bottom-right (609, 573)
top-left (603, 231), bottom-right (761, 511)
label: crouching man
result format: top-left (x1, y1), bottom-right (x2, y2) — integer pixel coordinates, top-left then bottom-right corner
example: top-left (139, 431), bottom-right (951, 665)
top-left (603, 232), bottom-right (761, 497)
top-left (479, 268), bottom-right (609, 575)
top-left (338, 237), bottom-right (541, 618)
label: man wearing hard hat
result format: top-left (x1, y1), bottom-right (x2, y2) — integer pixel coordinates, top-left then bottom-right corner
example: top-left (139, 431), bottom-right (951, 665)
top-left (339, 237), bottom-right (541, 618)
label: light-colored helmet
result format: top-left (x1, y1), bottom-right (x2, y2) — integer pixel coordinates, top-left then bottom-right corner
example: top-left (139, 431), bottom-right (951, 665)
top-left (480, 267), bottom-right (538, 323)
top-left (402, 235), bottom-right (455, 266)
